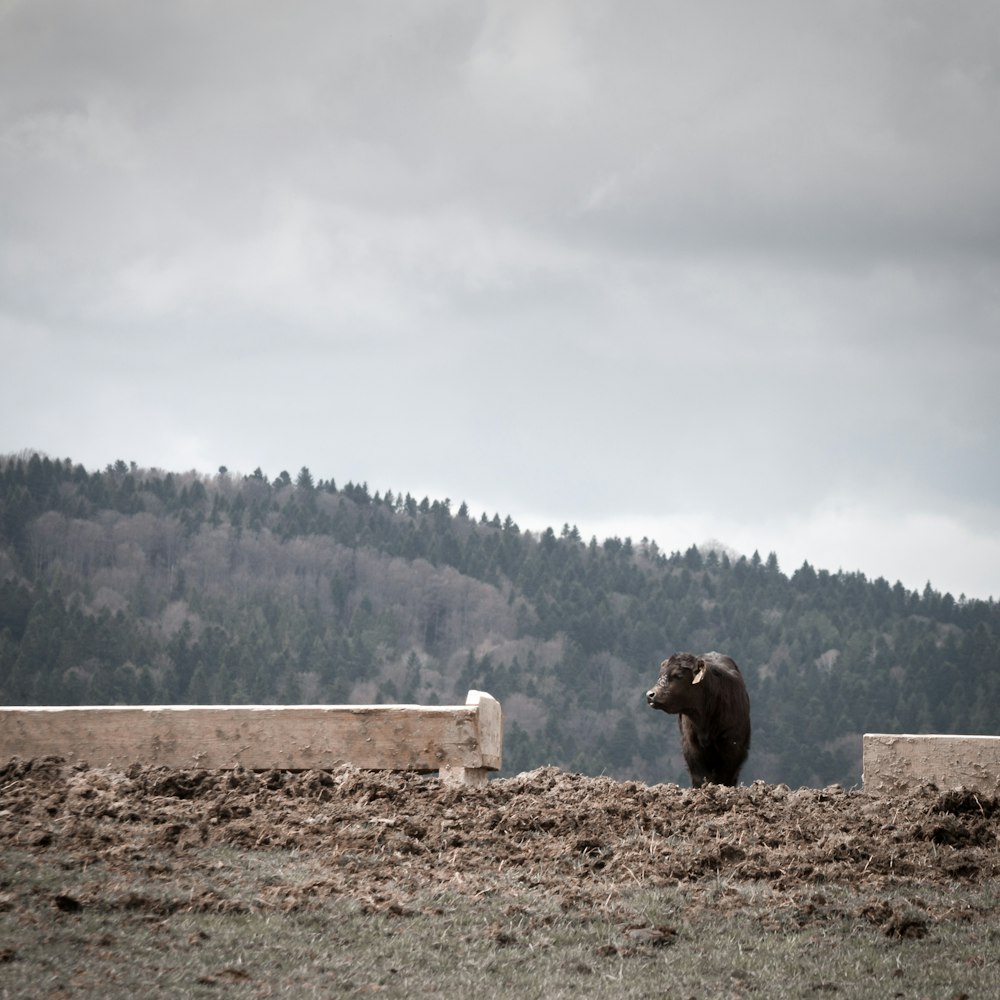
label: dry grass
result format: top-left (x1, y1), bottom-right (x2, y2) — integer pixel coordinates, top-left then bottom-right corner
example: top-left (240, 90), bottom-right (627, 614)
top-left (3, 847), bottom-right (999, 999)
top-left (3, 762), bottom-right (999, 997)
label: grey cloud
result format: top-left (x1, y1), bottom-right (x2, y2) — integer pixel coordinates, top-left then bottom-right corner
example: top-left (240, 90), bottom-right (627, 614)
top-left (2, 1), bottom-right (999, 597)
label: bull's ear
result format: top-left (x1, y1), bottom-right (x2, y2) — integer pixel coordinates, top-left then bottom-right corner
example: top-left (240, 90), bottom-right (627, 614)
top-left (692, 658), bottom-right (707, 684)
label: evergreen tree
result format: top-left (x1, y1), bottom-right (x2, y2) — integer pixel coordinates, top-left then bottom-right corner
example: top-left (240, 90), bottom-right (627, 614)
top-left (3, 450), bottom-right (999, 787)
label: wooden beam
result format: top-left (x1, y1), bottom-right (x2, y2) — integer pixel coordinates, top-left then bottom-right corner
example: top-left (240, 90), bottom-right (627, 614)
top-left (439, 690), bottom-right (503, 787)
top-left (0, 690), bottom-right (502, 783)
top-left (863, 733), bottom-right (1000, 796)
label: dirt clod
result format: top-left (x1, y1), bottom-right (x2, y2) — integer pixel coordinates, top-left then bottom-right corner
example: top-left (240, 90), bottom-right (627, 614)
top-left (3, 758), bottom-right (998, 920)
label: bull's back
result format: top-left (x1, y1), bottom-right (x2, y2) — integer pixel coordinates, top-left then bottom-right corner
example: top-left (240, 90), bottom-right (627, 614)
top-left (702, 651), bottom-right (742, 681)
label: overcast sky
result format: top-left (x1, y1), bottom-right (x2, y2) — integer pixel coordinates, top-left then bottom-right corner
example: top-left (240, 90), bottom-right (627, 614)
top-left (2, 1), bottom-right (999, 600)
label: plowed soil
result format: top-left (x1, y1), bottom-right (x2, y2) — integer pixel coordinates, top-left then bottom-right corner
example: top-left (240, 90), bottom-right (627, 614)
top-left (3, 756), bottom-right (998, 931)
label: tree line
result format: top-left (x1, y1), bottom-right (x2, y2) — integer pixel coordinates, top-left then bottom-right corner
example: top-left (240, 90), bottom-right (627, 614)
top-left (1, 451), bottom-right (998, 787)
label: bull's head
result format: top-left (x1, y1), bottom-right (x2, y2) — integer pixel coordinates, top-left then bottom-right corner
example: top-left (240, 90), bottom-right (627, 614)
top-left (645, 652), bottom-right (705, 713)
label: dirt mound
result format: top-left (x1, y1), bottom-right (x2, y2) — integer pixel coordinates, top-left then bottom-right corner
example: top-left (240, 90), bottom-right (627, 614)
top-left (3, 757), bottom-right (998, 917)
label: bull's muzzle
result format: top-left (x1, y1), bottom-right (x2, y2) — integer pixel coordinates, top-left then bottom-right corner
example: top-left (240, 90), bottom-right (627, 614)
top-left (645, 689), bottom-right (656, 705)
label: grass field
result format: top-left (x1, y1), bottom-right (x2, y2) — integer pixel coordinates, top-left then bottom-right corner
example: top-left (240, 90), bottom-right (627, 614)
top-left (3, 846), bottom-right (997, 998)
top-left (3, 760), bottom-right (998, 998)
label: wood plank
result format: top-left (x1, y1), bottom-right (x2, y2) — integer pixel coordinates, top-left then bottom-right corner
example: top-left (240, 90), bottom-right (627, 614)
top-left (439, 691), bottom-right (502, 786)
top-left (0, 690), bottom-right (503, 775)
top-left (863, 734), bottom-right (1000, 796)
top-left (467, 690), bottom-right (502, 769)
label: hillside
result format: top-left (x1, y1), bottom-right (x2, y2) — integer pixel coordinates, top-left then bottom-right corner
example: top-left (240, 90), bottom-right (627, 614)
top-left (2, 451), bottom-right (999, 787)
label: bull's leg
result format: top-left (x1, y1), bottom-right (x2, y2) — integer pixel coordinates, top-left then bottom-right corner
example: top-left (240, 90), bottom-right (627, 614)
top-left (685, 753), bottom-right (708, 788)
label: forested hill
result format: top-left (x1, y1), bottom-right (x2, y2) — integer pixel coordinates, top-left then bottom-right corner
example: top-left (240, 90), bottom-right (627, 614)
top-left (2, 452), bottom-right (998, 788)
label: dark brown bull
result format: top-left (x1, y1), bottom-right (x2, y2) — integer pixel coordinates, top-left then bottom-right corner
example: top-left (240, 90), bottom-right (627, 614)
top-left (645, 651), bottom-right (751, 787)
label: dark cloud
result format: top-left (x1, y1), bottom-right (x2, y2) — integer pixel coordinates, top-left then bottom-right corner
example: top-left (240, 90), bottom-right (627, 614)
top-left (2, 1), bottom-right (999, 598)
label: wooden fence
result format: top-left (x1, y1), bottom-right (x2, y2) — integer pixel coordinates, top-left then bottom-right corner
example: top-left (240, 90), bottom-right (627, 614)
top-left (0, 689), bottom-right (502, 787)
top-left (863, 733), bottom-right (1000, 796)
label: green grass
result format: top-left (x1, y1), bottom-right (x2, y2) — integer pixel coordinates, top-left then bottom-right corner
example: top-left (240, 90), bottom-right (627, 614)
top-left (2, 848), bottom-right (997, 998)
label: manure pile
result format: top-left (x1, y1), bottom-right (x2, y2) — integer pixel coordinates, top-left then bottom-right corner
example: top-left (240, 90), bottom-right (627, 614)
top-left (2, 757), bottom-right (998, 919)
